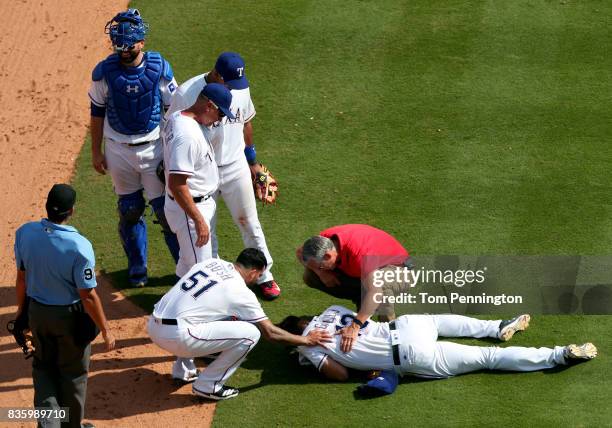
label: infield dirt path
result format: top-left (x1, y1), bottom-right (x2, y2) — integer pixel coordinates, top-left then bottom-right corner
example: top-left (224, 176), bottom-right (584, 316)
top-left (0, 1), bottom-right (214, 426)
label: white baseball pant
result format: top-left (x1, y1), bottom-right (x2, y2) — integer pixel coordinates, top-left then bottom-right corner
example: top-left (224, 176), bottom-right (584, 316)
top-left (164, 195), bottom-right (216, 277)
top-left (210, 157), bottom-right (274, 283)
top-left (104, 137), bottom-right (164, 198)
top-left (147, 317), bottom-right (260, 393)
top-left (394, 315), bottom-right (567, 378)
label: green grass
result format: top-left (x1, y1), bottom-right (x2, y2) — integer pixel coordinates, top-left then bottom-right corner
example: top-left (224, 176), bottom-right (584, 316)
top-left (71, 0), bottom-right (612, 426)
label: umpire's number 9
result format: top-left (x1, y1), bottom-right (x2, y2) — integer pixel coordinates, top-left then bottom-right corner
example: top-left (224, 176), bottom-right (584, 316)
top-left (84, 268), bottom-right (94, 280)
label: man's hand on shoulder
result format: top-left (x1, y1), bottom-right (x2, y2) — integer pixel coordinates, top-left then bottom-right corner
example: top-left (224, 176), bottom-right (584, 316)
top-left (337, 322), bottom-right (360, 353)
top-left (304, 329), bottom-right (333, 347)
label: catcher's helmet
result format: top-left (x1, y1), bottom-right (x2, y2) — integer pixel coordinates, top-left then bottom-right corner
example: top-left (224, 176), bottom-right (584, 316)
top-left (105, 9), bottom-right (148, 51)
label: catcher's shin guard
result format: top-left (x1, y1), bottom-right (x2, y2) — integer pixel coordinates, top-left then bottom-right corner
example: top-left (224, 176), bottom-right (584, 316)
top-left (150, 196), bottom-right (180, 263)
top-left (118, 190), bottom-right (148, 285)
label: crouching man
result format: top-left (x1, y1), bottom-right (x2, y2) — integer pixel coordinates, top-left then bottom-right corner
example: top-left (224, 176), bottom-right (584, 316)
top-left (148, 248), bottom-right (331, 400)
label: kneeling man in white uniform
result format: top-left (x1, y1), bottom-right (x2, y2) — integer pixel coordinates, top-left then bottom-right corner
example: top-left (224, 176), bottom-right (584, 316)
top-left (148, 249), bottom-right (331, 400)
top-left (280, 305), bottom-right (597, 382)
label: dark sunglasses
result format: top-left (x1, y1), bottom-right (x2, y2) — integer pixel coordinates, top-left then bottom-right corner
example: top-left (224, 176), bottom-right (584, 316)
top-left (210, 101), bottom-right (226, 118)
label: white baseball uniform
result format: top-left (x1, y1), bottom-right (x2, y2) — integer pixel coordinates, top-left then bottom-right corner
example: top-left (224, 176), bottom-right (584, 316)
top-left (298, 305), bottom-right (568, 378)
top-left (147, 258), bottom-right (266, 393)
top-left (168, 73), bottom-right (275, 284)
top-left (162, 111), bottom-right (219, 277)
top-left (89, 66), bottom-right (177, 199)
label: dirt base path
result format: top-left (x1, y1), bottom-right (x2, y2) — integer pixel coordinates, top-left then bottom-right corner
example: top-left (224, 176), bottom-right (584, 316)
top-left (0, 1), bottom-right (214, 426)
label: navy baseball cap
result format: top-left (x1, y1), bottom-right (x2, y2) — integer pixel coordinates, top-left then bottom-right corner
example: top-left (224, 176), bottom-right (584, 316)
top-left (215, 52), bottom-right (249, 90)
top-left (201, 83), bottom-right (235, 119)
top-left (46, 184), bottom-right (76, 216)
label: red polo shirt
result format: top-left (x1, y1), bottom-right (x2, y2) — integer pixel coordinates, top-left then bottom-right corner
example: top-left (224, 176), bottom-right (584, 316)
top-left (320, 224), bottom-right (409, 278)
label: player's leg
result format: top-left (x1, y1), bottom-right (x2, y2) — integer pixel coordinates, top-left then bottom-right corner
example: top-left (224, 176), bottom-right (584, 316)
top-left (117, 190), bottom-right (148, 286)
top-left (425, 342), bottom-right (567, 378)
top-left (164, 197), bottom-right (216, 277)
top-left (147, 317), bottom-right (199, 381)
top-left (432, 314), bottom-right (530, 341)
top-left (219, 163), bottom-right (278, 297)
top-left (209, 190), bottom-right (221, 258)
top-left (431, 315), bottom-right (501, 339)
top-left (395, 314), bottom-right (439, 344)
top-left (184, 320), bottom-right (261, 399)
top-left (172, 357), bottom-right (198, 382)
top-left (139, 140), bottom-right (180, 263)
top-left (105, 140), bottom-right (148, 286)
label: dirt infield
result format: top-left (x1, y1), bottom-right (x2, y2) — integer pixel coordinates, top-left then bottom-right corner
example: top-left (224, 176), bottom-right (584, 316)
top-left (0, 1), bottom-right (214, 426)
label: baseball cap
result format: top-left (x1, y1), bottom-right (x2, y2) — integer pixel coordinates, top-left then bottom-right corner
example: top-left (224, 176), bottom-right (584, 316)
top-left (46, 184), bottom-right (76, 216)
top-left (201, 83), bottom-right (235, 119)
top-left (355, 369), bottom-right (399, 398)
top-left (215, 52), bottom-right (249, 90)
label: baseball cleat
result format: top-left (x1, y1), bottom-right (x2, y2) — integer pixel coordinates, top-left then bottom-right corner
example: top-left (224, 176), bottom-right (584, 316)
top-left (173, 369), bottom-right (200, 385)
top-left (193, 385), bottom-right (239, 400)
top-left (132, 279), bottom-right (147, 288)
top-left (259, 280), bottom-right (281, 300)
top-left (564, 343), bottom-right (598, 361)
top-left (498, 314), bottom-right (530, 341)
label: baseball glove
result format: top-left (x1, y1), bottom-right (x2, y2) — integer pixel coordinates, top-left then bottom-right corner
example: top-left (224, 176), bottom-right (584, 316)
top-left (7, 297), bottom-right (33, 359)
top-left (156, 160), bottom-right (165, 185)
top-left (253, 164), bottom-right (278, 204)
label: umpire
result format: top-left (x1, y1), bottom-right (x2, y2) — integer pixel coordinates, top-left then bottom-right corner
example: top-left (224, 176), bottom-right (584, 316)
top-left (13, 184), bottom-right (115, 428)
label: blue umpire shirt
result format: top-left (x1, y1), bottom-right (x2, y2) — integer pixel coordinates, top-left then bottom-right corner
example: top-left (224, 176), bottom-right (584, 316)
top-left (14, 218), bottom-right (97, 305)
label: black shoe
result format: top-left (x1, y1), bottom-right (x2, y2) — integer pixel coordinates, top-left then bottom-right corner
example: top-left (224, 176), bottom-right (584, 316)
top-left (193, 385), bottom-right (239, 400)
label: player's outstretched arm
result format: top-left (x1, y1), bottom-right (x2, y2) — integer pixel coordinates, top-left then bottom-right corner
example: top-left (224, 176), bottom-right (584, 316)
top-left (338, 271), bottom-right (380, 353)
top-left (320, 358), bottom-right (349, 382)
top-left (256, 319), bottom-right (332, 347)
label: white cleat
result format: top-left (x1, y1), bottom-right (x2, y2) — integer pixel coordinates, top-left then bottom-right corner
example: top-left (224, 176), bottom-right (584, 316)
top-left (498, 314), bottom-right (531, 341)
top-left (564, 343), bottom-right (598, 361)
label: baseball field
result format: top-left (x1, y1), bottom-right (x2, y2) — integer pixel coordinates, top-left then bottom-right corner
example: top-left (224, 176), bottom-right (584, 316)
top-left (2, 0), bottom-right (611, 426)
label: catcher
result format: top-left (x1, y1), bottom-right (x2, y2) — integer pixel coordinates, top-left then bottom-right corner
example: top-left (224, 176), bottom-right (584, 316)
top-left (165, 52), bottom-right (281, 300)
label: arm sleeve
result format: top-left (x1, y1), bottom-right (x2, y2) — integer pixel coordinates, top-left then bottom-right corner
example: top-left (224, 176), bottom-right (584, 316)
top-left (88, 79), bottom-right (108, 108)
top-left (167, 133), bottom-right (196, 176)
top-left (298, 346), bottom-right (328, 371)
top-left (72, 239), bottom-right (97, 290)
top-left (244, 96), bottom-right (256, 123)
top-left (161, 76), bottom-right (178, 108)
top-left (13, 228), bottom-right (24, 270)
top-left (234, 289), bottom-right (268, 323)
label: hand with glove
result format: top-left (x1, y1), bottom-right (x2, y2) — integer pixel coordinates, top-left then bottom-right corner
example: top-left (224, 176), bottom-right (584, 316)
top-left (251, 163), bottom-right (278, 204)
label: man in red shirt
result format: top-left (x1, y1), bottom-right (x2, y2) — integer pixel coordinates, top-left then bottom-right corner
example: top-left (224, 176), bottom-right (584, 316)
top-left (296, 224), bottom-right (412, 352)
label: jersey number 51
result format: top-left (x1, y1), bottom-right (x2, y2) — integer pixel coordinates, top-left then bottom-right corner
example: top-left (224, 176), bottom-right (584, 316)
top-left (181, 270), bottom-right (218, 299)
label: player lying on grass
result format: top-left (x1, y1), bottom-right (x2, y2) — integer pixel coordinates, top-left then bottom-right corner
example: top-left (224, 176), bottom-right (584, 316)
top-left (279, 305), bottom-right (597, 384)
top-left (148, 249), bottom-right (331, 400)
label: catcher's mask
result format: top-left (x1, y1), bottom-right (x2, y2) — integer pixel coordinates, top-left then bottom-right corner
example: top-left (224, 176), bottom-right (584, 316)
top-left (105, 8), bottom-right (148, 52)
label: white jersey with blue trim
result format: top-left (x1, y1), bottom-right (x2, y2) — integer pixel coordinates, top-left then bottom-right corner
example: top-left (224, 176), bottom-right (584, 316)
top-left (297, 305), bottom-right (395, 372)
top-left (88, 62), bottom-right (177, 144)
top-left (162, 111), bottom-right (219, 197)
top-left (165, 73), bottom-right (256, 166)
top-left (152, 258), bottom-right (267, 324)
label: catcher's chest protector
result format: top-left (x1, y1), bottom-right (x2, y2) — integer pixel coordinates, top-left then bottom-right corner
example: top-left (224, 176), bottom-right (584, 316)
top-left (104, 52), bottom-right (164, 135)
